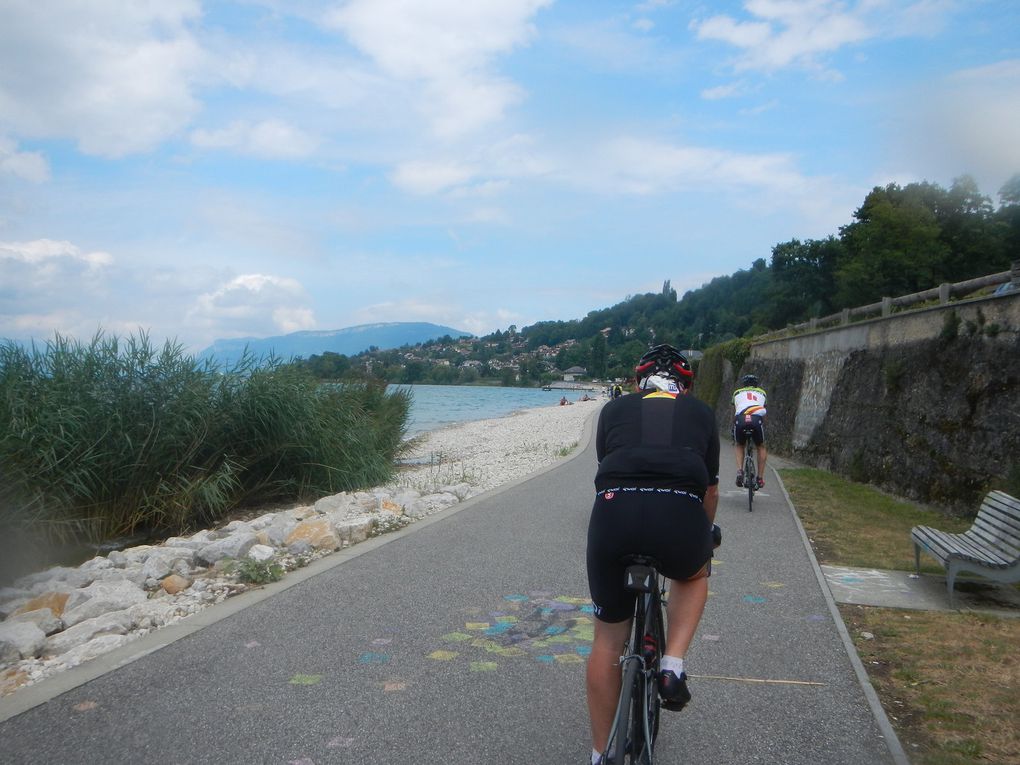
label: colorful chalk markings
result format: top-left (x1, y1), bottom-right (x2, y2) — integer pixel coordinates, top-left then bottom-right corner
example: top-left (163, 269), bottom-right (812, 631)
top-left (428, 592), bottom-right (596, 672)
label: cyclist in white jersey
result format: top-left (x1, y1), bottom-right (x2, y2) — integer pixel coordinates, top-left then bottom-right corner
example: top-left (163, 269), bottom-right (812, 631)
top-left (732, 374), bottom-right (767, 489)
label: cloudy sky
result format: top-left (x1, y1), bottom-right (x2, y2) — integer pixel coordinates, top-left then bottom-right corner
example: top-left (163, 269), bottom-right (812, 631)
top-left (1, 0), bottom-right (1018, 353)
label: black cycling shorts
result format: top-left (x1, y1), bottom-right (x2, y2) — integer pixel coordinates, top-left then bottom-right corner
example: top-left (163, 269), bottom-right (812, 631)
top-left (733, 413), bottom-right (765, 446)
top-left (586, 488), bottom-right (713, 623)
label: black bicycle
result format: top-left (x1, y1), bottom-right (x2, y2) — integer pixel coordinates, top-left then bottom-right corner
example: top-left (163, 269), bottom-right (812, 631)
top-left (601, 556), bottom-right (666, 765)
top-left (741, 426), bottom-right (758, 512)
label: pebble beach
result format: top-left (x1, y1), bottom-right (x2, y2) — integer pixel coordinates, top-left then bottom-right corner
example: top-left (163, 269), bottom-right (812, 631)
top-left (0, 397), bottom-right (601, 699)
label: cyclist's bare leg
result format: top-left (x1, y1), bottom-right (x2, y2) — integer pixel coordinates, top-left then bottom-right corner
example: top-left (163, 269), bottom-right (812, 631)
top-left (732, 443), bottom-right (745, 473)
top-left (587, 617), bottom-right (633, 753)
top-left (664, 570), bottom-right (709, 658)
top-left (756, 444), bottom-right (768, 478)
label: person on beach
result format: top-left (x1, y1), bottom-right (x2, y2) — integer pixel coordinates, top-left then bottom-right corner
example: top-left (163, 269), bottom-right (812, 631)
top-left (585, 344), bottom-right (720, 765)
top-left (732, 373), bottom-right (767, 488)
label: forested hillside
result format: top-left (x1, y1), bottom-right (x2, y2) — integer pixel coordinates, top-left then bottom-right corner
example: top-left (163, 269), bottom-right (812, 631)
top-left (295, 174), bottom-right (1019, 384)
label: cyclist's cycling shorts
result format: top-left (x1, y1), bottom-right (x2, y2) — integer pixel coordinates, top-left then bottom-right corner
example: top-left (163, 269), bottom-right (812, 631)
top-left (732, 413), bottom-right (765, 446)
top-left (586, 488), bottom-right (713, 623)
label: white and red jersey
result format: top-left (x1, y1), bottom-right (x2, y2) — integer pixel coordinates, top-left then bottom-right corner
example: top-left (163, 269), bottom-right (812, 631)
top-left (733, 386), bottom-right (767, 417)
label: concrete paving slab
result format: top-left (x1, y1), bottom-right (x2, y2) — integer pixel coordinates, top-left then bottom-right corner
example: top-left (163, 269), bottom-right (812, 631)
top-left (823, 565), bottom-right (1020, 616)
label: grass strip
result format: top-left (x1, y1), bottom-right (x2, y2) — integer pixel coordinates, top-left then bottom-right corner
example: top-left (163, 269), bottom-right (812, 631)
top-left (780, 467), bottom-right (1020, 765)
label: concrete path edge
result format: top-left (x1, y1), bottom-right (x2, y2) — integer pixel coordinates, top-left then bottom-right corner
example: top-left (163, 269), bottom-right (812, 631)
top-left (0, 409), bottom-right (600, 724)
top-left (772, 467), bottom-right (912, 765)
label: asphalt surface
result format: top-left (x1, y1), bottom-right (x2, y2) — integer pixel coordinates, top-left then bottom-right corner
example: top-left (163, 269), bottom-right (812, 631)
top-left (0, 412), bottom-right (906, 765)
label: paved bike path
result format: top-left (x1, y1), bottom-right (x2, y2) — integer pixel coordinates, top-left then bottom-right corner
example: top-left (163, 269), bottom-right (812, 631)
top-left (0, 413), bottom-right (904, 764)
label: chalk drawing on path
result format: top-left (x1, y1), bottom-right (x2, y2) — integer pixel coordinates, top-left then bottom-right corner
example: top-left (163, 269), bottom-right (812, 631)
top-left (430, 592), bottom-right (595, 671)
top-left (326, 736), bottom-right (356, 749)
top-left (743, 595), bottom-right (766, 604)
top-left (289, 674), bottom-right (322, 686)
top-left (358, 652), bottom-right (390, 665)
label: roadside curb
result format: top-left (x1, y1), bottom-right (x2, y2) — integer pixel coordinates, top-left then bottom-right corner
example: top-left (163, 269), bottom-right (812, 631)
top-left (772, 467), bottom-right (912, 765)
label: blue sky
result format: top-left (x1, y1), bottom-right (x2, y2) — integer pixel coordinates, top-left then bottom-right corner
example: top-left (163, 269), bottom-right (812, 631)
top-left (1, 0), bottom-right (1018, 353)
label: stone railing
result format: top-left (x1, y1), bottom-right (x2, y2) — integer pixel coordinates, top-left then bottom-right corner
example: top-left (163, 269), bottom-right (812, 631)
top-left (759, 261), bottom-right (1018, 341)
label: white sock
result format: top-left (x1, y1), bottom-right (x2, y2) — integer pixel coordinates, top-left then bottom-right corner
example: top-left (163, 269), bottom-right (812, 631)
top-left (591, 748), bottom-right (602, 765)
top-left (661, 655), bottom-right (684, 675)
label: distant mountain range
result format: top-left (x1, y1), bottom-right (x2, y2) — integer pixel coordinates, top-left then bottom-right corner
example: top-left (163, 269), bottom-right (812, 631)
top-left (198, 322), bottom-right (472, 367)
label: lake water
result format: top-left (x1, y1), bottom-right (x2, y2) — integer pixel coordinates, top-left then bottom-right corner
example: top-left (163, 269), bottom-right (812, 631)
top-left (391, 384), bottom-right (601, 437)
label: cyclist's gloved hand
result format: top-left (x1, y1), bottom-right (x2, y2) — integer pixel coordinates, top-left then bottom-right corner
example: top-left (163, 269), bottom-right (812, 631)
top-left (712, 524), bottom-right (722, 549)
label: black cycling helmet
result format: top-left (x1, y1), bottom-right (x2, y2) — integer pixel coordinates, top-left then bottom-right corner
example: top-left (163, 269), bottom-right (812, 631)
top-left (740, 374), bottom-right (760, 387)
top-left (635, 344), bottom-right (694, 389)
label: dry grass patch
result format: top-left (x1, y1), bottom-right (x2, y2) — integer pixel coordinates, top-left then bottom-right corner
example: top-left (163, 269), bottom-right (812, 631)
top-left (779, 468), bottom-right (972, 571)
top-left (840, 605), bottom-right (1020, 765)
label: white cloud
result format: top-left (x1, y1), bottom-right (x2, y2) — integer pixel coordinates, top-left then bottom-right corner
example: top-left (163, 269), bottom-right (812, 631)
top-left (0, 137), bottom-right (50, 182)
top-left (0, 239), bottom-right (117, 342)
top-left (187, 274), bottom-right (317, 339)
top-left (0, 1), bottom-right (204, 157)
top-left (692, 0), bottom-right (874, 74)
top-left (191, 119), bottom-right (319, 159)
top-left (323, 0), bottom-right (552, 137)
top-left (0, 239), bottom-right (112, 269)
top-left (701, 81), bottom-right (748, 100)
top-left (391, 160), bottom-right (479, 195)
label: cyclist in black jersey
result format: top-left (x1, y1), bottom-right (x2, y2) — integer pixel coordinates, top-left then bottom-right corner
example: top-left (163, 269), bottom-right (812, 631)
top-left (585, 345), bottom-right (720, 765)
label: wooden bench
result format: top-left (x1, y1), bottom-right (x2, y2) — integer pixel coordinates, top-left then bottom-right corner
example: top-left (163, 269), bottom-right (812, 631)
top-left (911, 490), bottom-right (1020, 607)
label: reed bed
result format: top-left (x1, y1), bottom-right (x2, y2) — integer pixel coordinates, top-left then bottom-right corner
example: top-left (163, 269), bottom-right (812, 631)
top-left (0, 332), bottom-right (410, 576)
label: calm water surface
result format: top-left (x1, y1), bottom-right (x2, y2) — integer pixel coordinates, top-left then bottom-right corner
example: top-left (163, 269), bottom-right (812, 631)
top-left (390, 384), bottom-right (603, 438)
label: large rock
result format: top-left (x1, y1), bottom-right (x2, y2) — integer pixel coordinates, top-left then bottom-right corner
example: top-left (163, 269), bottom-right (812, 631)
top-left (79, 556), bottom-right (115, 573)
top-left (0, 621), bottom-right (47, 661)
top-left (62, 580), bottom-right (148, 626)
top-left (140, 547), bottom-right (196, 581)
top-left (159, 575), bottom-right (192, 595)
top-left (9, 608), bottom-right (63, 636)
top-left (17, 566), bottom-right (94, 593)
top-left (332, 517), bottom-right (374, 546)
top-left (14, 591), bottom-right (70, 618)
top-left (262, 516), bottom-right (298, 547)
top-left (314, 493), bottom-right (358, 516)
top-left (246, 545), bottom-right (276, 563)
top-left (45, 610), bottom-right (135, 656)
top-left (196, 532), bottom-right (258, 566)
top-left (89, 567), bottom-right (148, 587)
top-left (284, 518), bottom-right (340, 551)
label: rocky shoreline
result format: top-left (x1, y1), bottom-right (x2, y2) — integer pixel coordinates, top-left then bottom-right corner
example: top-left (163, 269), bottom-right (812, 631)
top-left (0, 399), bottom-right (598, 699)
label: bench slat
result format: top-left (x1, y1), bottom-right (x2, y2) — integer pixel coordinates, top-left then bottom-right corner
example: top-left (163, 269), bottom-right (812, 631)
top-left (982, 492), bottom-right (1020, 527)
top-left (912, 527), bottom-right (1013, 567)
top-left (968, 519), bottom-right (1020, 557)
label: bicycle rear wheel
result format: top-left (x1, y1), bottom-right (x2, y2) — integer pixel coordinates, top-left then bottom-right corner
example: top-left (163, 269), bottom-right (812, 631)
top-left (606, 657), bottom-right (641, 764)
top-left (744, 448), bottom-right (755, 512)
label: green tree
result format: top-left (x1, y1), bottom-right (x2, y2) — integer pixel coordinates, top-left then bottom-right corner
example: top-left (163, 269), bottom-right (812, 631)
top-left (836, 183), bottom-right (949, 307)
top-left (589, 333), bottom-right (607, 378)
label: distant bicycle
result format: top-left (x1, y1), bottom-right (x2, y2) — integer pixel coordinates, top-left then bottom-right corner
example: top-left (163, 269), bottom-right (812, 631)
top-left (601, 555), bottom-right (666, 765)
top-left (740, 425), bottom-right (758, 512)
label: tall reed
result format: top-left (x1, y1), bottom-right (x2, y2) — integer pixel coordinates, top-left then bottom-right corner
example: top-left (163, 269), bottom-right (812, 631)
top-left (0, 331), bottom-right (410, 577)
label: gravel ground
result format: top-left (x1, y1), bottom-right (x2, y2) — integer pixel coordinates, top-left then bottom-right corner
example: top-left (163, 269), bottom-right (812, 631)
top-left (383, 397), bottom-right (600, 495)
